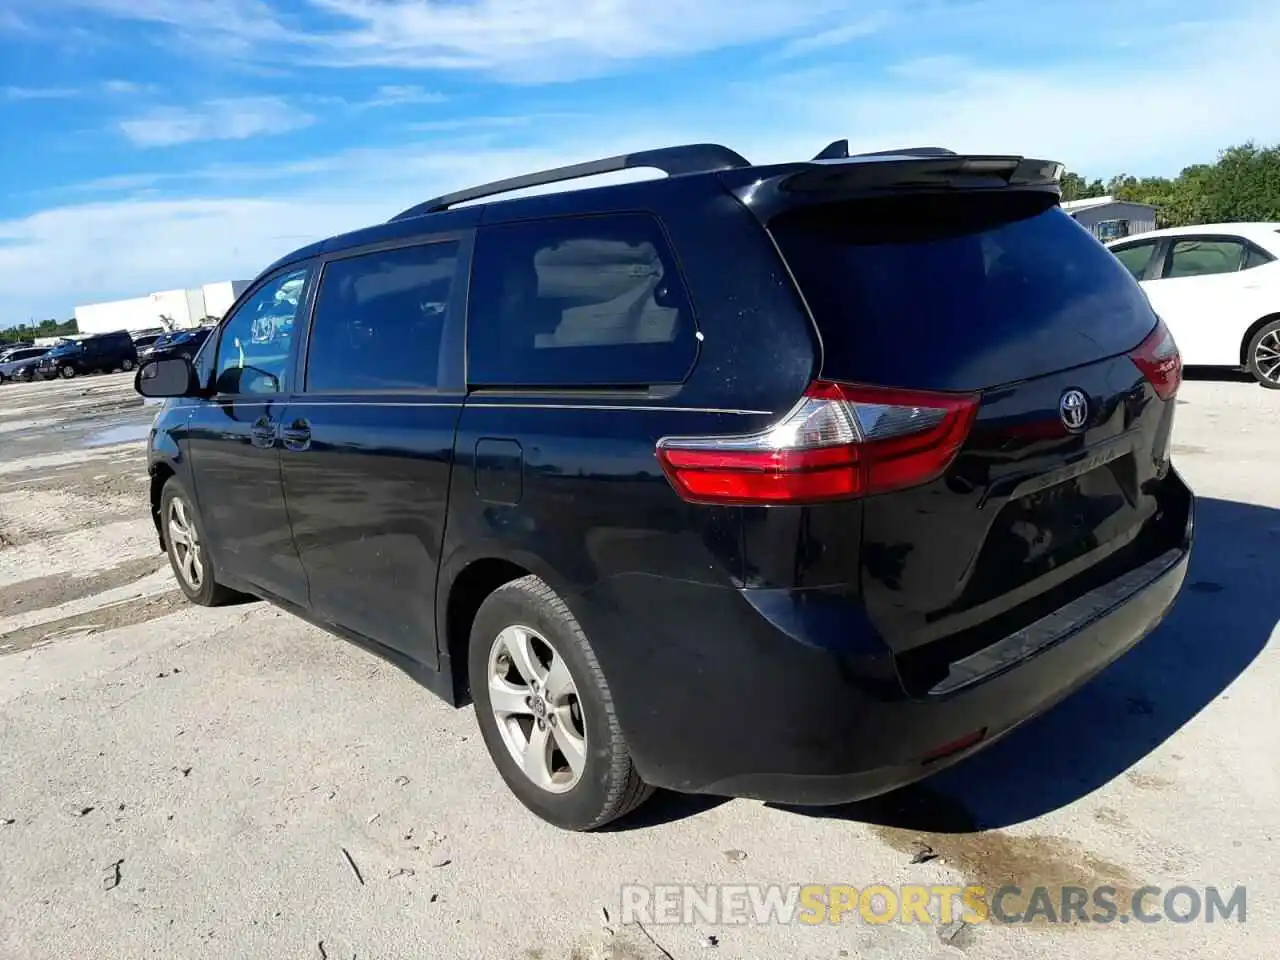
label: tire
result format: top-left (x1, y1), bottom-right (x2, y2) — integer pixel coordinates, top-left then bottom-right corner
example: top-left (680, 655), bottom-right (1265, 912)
top-left (59, 365), bottom-right (76, 379)
top-left (1246, 319), bottom-right (1280, 389)
top-left (121, 358), bottom-right (136, 372)
top-left (468, 575), bottom-right (652, 831)
top-left (159, 478), bottom-right (236, 606)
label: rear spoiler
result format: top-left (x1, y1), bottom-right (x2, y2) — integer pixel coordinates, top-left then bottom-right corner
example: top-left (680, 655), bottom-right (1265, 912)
top-left (721, 153), bottom-right (1065, 221)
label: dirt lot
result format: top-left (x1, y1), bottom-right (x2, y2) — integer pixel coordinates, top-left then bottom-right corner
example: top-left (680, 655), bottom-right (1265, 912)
top-left (0, 371), bottom-right (1277, 960)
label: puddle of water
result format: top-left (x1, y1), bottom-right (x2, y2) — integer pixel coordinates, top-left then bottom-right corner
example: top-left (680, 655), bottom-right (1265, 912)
top-left (82, 421), bottom-right (152, 447)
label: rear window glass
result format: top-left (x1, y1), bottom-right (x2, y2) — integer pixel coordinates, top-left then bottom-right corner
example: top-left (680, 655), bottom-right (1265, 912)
top-left (770, 193), bottom-right (1157, 391)
top-left (1243, 243), bottom-right (1276, 271)
top-left (467, 213), bottom-right (697, 387)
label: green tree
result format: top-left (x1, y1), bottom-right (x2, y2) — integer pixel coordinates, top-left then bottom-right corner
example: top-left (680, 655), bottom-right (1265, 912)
top-left (0, 317), bottom-right (78, 345)
top-left (1068, 142), bottom-right (1280, 227)
top-left (1060, 171), bottom-right (1107, 203)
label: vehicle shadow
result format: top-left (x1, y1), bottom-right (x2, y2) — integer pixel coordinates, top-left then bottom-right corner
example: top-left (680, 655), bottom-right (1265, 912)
top-left (1182, 366), bottom-right (1257, 385)
top-left (601, 790), bottom-right (733, 831)
top-left (768, 495), bottom-right (1277, 833)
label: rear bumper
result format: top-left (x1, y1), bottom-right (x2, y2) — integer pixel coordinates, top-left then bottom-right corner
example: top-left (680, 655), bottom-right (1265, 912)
top-left (703, 539), bottom-right (1188, 804)
top-left (579, 488), bottom-right (1192, 804)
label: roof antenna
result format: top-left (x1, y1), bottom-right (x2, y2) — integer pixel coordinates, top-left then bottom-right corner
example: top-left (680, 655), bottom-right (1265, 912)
top-left (812, 139), bottom-right (850, 161)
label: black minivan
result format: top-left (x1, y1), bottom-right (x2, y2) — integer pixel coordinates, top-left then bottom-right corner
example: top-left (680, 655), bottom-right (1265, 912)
top-left (136, 141), bottom-right (1193, 830)
top-left (38, 330), bottom-right (139, 379)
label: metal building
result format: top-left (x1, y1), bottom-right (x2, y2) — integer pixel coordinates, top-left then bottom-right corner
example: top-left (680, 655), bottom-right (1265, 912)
top-left (74, 280), bottom-right (249, 336)
top-left (1060, 196), bottom-right (1158, 241)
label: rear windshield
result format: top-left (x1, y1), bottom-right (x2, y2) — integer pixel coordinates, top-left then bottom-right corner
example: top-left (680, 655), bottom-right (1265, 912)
top-left (770, 192), bottom-right (1157, 391)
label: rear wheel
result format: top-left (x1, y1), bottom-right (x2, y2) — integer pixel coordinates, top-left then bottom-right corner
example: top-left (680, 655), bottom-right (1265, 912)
top-left (1246, 319), bottom-right (1280, 389)
top-left (121, 358), bottom-right (136, 372)
top-left (468, 575), bottom-right (652, 830)
top-left (160, 478), bottom-right (236, 606)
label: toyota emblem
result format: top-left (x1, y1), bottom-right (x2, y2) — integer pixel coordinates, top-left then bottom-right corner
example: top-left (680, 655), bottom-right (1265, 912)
top-left (1059, 389), bottom-right (1089, 432)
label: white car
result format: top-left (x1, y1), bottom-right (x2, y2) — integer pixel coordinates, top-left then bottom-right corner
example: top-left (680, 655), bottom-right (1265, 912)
top-left (1107, 223), bottom-right (1280, 388)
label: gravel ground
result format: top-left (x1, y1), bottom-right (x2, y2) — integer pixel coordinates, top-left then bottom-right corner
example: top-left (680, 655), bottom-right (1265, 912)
top-left (0, 369), bottom-right (1276, 960)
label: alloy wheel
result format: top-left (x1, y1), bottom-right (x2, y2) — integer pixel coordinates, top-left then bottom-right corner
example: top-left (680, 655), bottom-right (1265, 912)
top-left (1254, 329), bottom-right (1280, 385)
top-left (166, 496), bottom-right (204, 590)
top-left (487, 624), bottom-right (588, 794)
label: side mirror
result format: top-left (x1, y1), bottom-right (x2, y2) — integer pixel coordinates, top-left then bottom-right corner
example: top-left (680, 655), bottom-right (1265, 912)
top-left (214, 365), bottom-right (279, 396)
top-left (135, 357), bottom-right (197, 398)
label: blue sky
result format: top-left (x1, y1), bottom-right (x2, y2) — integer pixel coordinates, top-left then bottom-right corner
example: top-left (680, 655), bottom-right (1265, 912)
top-left (1, 0), bottom-right (1278, 322)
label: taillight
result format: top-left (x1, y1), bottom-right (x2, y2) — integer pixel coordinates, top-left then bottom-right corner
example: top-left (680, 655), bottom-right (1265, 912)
top-left (1129, 318), bottom-right (1181, 400)
top-left (656, 381), bottom-right (980, 506)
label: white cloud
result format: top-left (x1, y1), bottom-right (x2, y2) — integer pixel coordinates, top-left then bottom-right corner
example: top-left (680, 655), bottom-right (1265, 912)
top-left (774, 13), bottom-right (893, 59)
top-left (304, 0), bottom-right (854, 79)
top-left (0, 141), bottom-right (621, 319)
top-left (405, 114), bottom-right (570, 133)
top-left (102, 79), bottom-right (159, 95)
top-left (4, 2), bottom-right (1279, 321)
top-left (0, 7), bottom-right (32, 32)
top-left (118, 96), bottom-right (315, 147)
top-left (2, 85), bottom-right (79, 101)
top-left (40, 0), bottom-right (856, 81)
top-left (887, 55), bottom-right (972, 80)
top-left (360, 84), bottom-right (448, 108)
top-left (53, 0), bottom-right (291, 43)
top-left (63, 172), bottom-right (173, 193)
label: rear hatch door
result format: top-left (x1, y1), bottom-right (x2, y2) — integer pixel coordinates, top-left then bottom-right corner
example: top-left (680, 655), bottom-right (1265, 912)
top-left (764, 175), bottom-right (1188, 689)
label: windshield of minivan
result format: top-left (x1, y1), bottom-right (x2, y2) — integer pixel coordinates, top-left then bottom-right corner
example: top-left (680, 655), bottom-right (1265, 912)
top-left (47, 339), bottom-right (82, 355)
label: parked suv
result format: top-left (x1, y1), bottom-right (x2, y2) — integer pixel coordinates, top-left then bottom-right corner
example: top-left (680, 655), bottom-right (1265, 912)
top-left (38, 330), bottom-right (139, 379)
top-left (136, 140), bottom-right (1193, 830)
top-left (141, 326), bottom-right (214, 364)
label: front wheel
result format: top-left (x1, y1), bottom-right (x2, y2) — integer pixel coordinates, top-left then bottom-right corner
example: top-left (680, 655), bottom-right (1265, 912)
top-left (468, 575), bottom-right (652, 831)
top-left (1246, 319), bottom-right (1280, 389)
top-left (160, 479), bottom-right (236, 606)
top-left (59, 365), bottom-right (76, 379)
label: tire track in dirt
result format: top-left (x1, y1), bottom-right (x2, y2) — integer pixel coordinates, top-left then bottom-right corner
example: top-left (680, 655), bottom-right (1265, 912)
top-left (0, 555), bottom-right (169, 618)
top-left (0, 590), bottom-right (188, 657)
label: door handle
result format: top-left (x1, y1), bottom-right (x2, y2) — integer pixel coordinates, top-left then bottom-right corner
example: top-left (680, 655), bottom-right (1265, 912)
top-left (250, 417), bottom-right (277, 449)
top-left (281, 419), bottom-right (312, 452)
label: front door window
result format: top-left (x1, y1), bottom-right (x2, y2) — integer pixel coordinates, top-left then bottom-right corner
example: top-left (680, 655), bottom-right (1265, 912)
top-left (213, 267), bottom-right (310, 395)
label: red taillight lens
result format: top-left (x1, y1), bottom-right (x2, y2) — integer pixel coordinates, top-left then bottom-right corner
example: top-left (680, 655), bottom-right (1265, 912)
top-left (656, 381), bottom-right (980, 506)
top-left (1129, 319), bottom-right (1181, 401)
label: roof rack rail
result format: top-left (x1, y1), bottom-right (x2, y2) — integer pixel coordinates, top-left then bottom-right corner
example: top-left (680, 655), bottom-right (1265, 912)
top-left (811, 139), bottom-right (957, 161)
top-left (389, 142), bottom-right (752, 221)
